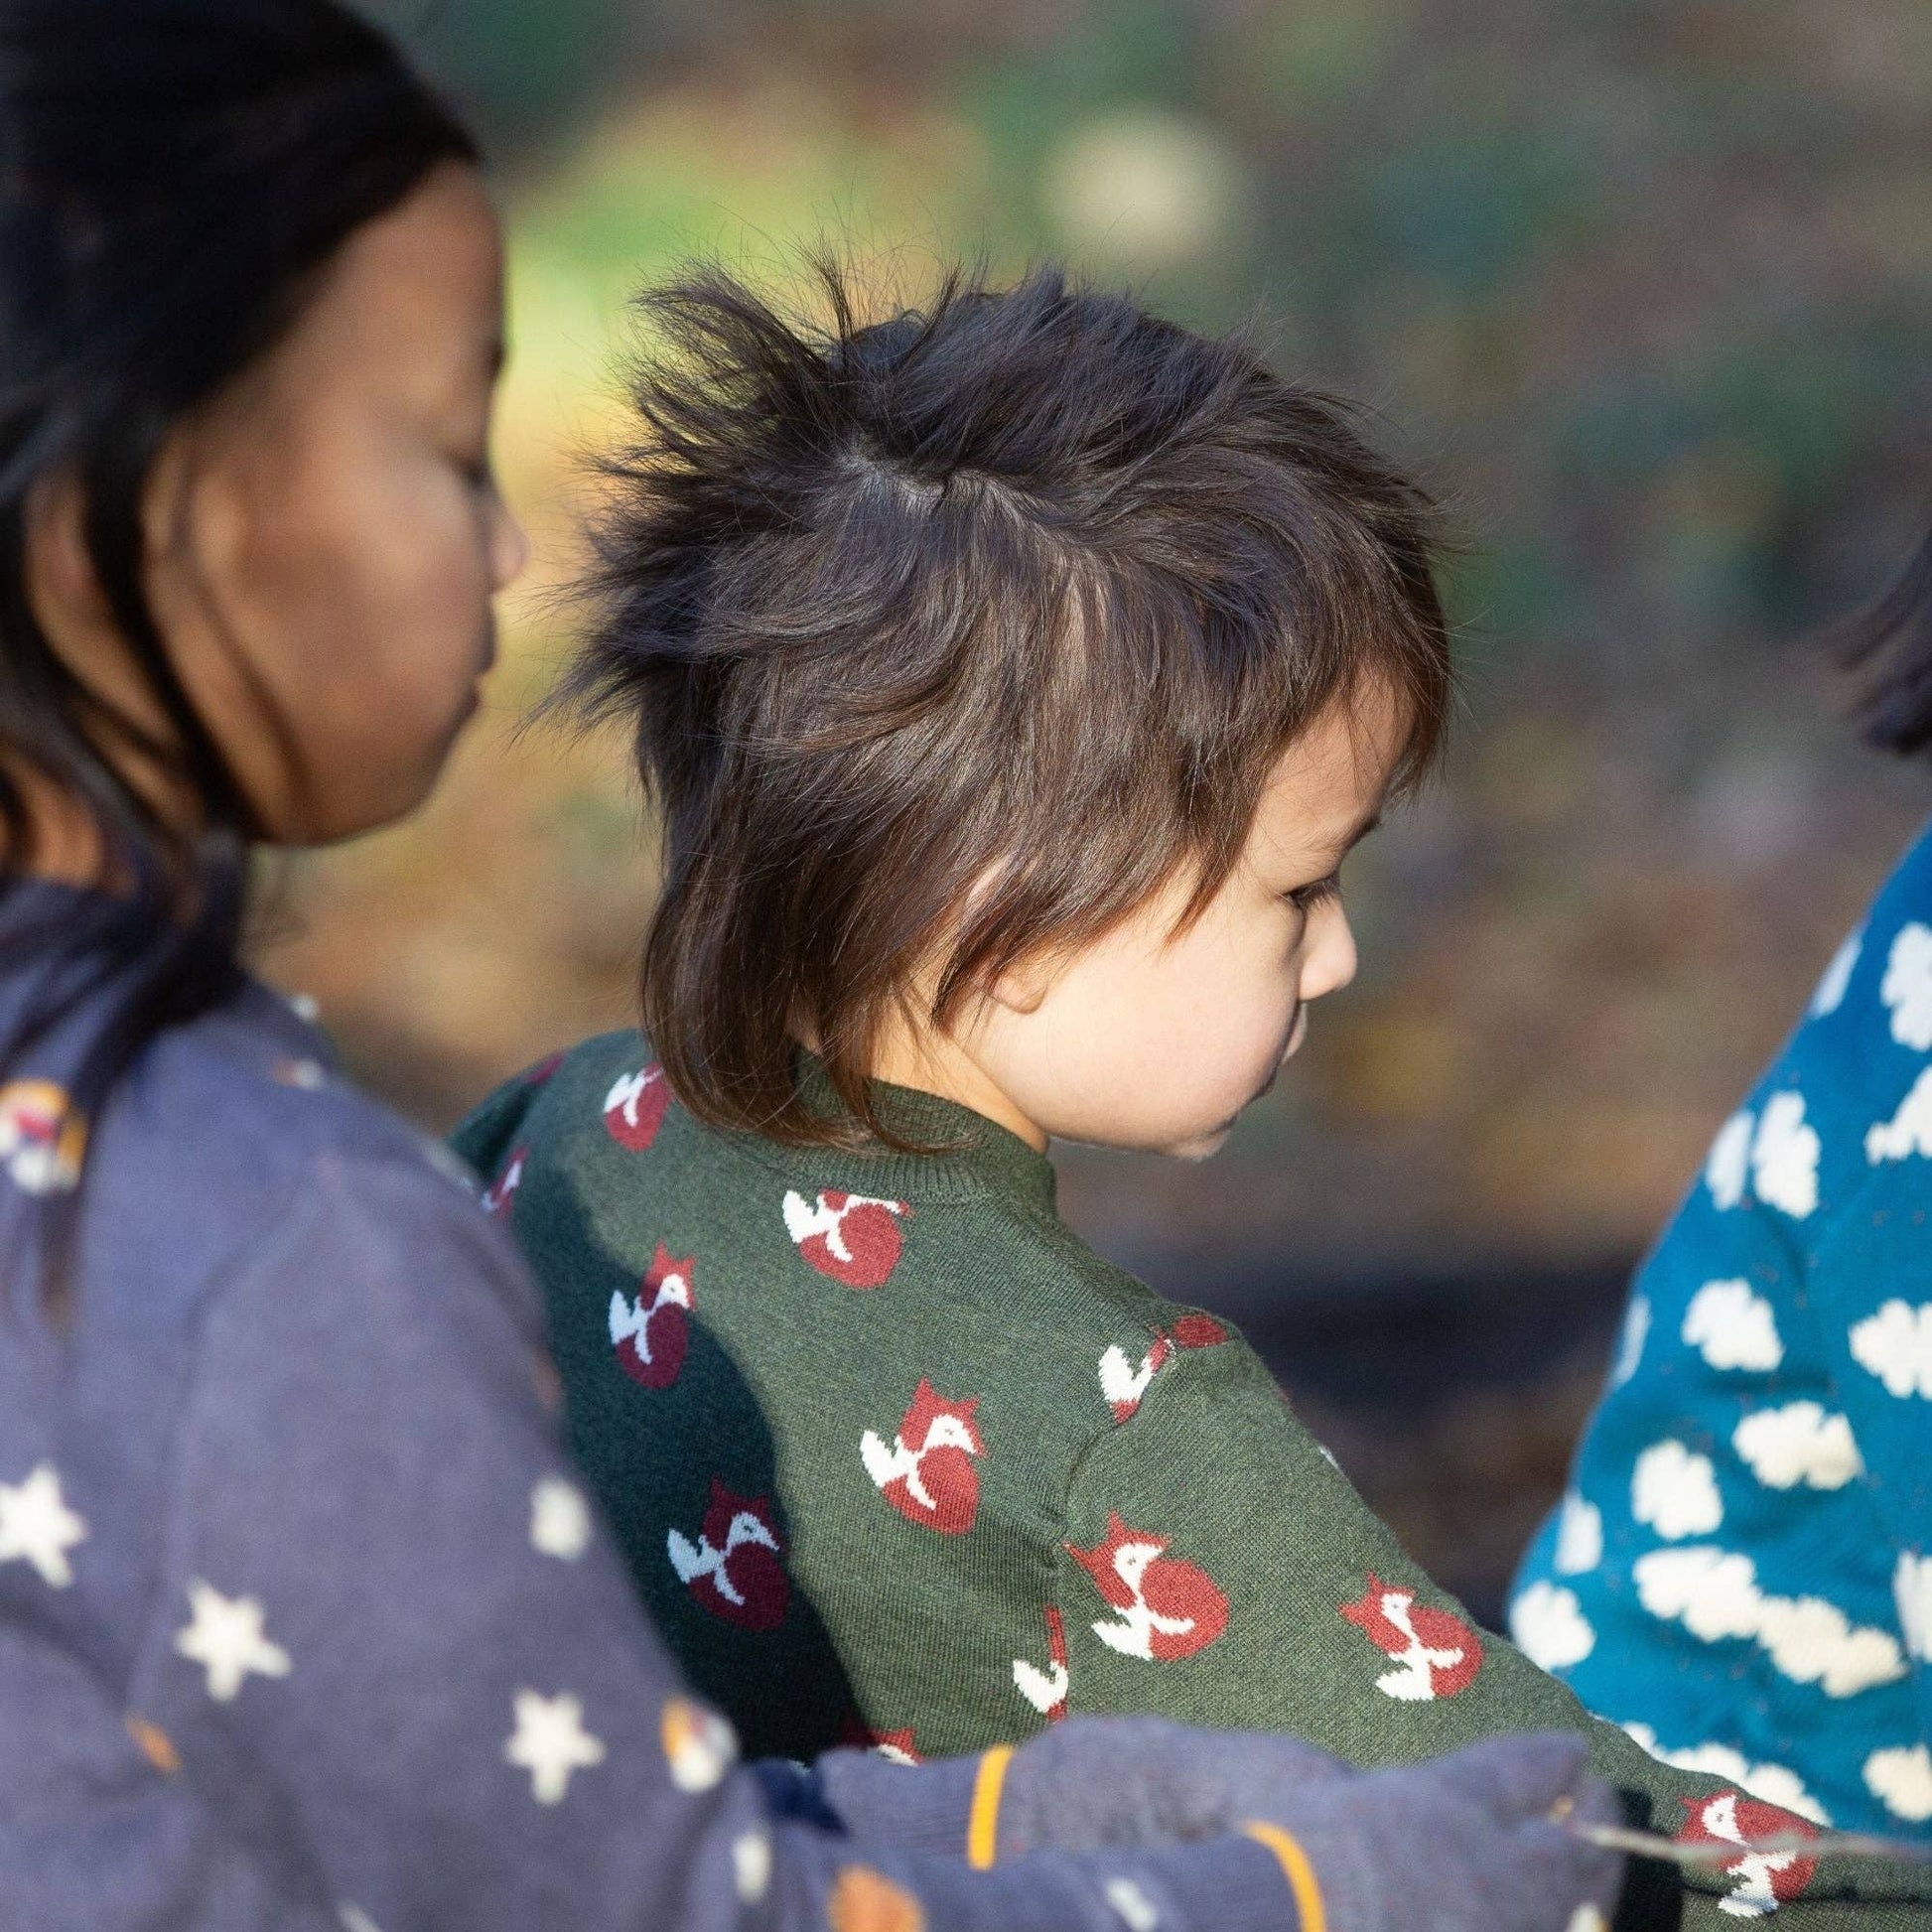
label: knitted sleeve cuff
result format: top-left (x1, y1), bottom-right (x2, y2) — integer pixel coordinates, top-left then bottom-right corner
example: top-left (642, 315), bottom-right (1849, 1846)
top-left (809, 1745), bottom-right (991, 1857)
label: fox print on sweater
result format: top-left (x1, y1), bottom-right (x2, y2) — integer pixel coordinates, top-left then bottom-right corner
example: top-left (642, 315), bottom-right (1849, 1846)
top-left (456, 1039), bottom-right (1932, 1930)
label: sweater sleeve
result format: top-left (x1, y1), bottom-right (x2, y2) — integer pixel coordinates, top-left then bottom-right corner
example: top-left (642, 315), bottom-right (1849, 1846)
top-left (1049, 1330), bottom-right (1932, 1930)
top-left (0, 1615), bottom-right (336, 1931)
top-left (120, 1148), bottom-right (1300, 1932)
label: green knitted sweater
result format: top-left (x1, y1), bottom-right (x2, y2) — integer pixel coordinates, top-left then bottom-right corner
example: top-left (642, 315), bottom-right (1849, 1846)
top-left (454, 1033), bottom-right (1930, 1930)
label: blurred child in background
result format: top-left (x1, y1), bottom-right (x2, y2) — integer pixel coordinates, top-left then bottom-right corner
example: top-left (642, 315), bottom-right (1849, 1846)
top-left (1511, 530), bottom-right (1932, 1843)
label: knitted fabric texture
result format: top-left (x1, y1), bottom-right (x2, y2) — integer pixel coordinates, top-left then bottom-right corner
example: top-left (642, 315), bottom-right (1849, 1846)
top-left (456, 1039), bottom-right (1932, 1928)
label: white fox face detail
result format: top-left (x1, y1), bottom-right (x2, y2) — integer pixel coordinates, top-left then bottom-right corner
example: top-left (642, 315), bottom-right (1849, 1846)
top-left (780, 1187), bottom-right (910, 1288)
top-left (1099, 1340), bottom-right (1170, 1420)
top-left (860, 1380), bottom-right (983, 1535)
top-left (609, 1244), bottom-right (696, 1389)
top-left (1339, 1573), bottom-right (1483, 1701)
top-left (665, 1480), bottom-right (788, 1631)
top-left (603, 1064), bottom-right (670, 1152)
top-left (1098, 1316), bottom-right (1226, 1422)
top-left (1678, 1791), bottom-right (1819, 1917)
top-left (1067, 1513), bottom-right (1228, 1663)
top-left (667, 1508), bottom-right (777, 1598)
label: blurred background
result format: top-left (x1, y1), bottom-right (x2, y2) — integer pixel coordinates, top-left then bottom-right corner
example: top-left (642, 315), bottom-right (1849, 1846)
top-left (272, 0), bottom-right (1932, 1621)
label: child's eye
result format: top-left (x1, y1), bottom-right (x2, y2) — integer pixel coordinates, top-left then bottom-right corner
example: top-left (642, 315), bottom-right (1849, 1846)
top-left (1285, 874), bottom-right (1341, 912)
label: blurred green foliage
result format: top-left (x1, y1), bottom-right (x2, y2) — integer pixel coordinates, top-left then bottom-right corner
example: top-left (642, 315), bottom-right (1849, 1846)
top-left (306, 0), bottom-right (1932, 1277)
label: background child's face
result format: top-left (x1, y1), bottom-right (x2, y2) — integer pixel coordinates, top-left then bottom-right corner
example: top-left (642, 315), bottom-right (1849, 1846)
top-left (31, 162), bottom-right (526, 849)
top-left (965, 681), bottom-right (1405, 1159)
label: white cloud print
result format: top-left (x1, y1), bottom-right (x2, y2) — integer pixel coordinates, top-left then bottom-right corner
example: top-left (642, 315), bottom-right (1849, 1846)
top-left (1610, 1295), bottom-right (1650, 1388)
top-left (1510, 1582), bottom-right (1594, 1672)
top-left (1866, 1745), bottom-right (1932, 1823)
top-left (1706, 1111), bottom-right (1754, 1211)
top-left (1704, 1096), bottom-right (1819, 1218)
top-left (1881, 922), bottom-right (1932, 1049)
top-left (1809, 928), bottom-right (1862, 1019)
top-left (1683, 1279), bottom-right (1783, 1373)
top-left (1731, 1403), bottom-right (1863, 1491)
top-left (1895, 1553), bottom-right (1932, 1662)
top-left (1748, 1092), bottom-right (1819, 1219)
top-left (1554, 1492), bottom-right (1603, 1575)
top-left (1634, 1546), bottom-right (1907, 1697)
top-left (1849, 1301), bottom-right (1932, 1399)
top-left (1865, 1067), bottom-right (1932, 1166)
top-left (1632, 1440), bottom-right (1725, 1540)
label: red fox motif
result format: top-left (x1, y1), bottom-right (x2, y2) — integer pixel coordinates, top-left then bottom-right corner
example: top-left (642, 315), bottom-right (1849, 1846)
top-left (840, 1716), bottom-right (924, 1766)
top-left (603, 1063), bottom-right (670, 1153)
top-left (781, 1187), bottom-right (910, 1289)
top-left (1098, 1313), bottom-right (1229, 1422)
top-left (481, 1147), bottom-right (525, 1218)
top-left (666, 1479), bottom-right (788, 1631)
top-left (1012, 1604), bottom-right (1071, 1720)
top-left (1066, 1512), bottom-right (1228, 1662)
top-left (1677, 1792), bottom-right (1818, 1918)
top-left (860, 1379), bottom-right (983, 1534)
top-left (1338, 1573), bottom-right (1483, 1701)
top-left (609, 1243), bottom-right (695, 1390)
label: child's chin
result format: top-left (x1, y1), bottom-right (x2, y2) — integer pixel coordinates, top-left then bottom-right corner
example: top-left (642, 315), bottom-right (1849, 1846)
top-left (1165, 1124), bottom-right (1233, 1163)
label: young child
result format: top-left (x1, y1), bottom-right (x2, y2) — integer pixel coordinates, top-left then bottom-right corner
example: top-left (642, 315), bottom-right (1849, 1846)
top-left (0, 7), bottom-right (1632, 1931)
top-left (1509, 529), bottom-right (1932, 1841)
top-left (457, 265), bottom-right (1926, 1927)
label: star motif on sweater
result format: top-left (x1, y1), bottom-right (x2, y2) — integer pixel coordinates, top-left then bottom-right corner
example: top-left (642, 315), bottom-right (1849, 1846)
top-left (0, 1461), bottom-right (86, 1587)
top-left (174, 1580), bottom-right (292, 1702)
top-left (505, 1689), bottom-right (606, 1804)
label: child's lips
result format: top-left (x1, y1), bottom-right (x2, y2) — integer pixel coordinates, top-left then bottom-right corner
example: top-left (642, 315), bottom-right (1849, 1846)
top-left (1250, 1008), bottom-right (1308, 1105)
top-left (1282, 1005), bottom-right (1309, 1060)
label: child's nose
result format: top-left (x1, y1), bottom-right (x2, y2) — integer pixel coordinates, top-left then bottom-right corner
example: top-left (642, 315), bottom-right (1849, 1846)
top-left (1299, 901), bottom-right (1358, 1002)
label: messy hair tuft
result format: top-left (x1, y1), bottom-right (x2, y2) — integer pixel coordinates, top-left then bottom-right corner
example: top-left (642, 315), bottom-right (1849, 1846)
top-left (565, 256), bottom-right (1451, 1149)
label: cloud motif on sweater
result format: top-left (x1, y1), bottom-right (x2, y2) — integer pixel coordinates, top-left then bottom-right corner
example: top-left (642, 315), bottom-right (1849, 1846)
top-left (1748, 1093), bottom-right (1819, 1218)
top-left (1849, 1301), bottom-right (1932, 1399)
top-left (1610, 1295), bottom-right (1650, 1387)
top-left (1554, 1492), bottom-right (1603, 1575)
top-left (1509, 1582), bottom-right (1594, 1672)
top-left (1632, 1441), bottom-right (1724, 1540)
top-left (1621, 1724), bottom-right (1829, 1826)
top-left (1707, 1111), bottom-right (1755, 1210)
top-left (1865, 1745), bottom-right (1932, 1823)
top-left (1633, 1546), bottom-right (1906, 1697)
top-left (1731, 1404), bottom-right (1863, 1491)
top-left (1683, 1280), bottom-right (1783, 1372)
top-left (1881, 922), bottom-right (1932, 1048)
top-left (1865, 1067), bottom-right (1932, 1166)
top-left (1895, 1553), bottom-right (1932, 1662)
top-left (1809, 928), bottom-right (1863, 1019)
top-left (1704, 1096), bottom-right (1818, 1218)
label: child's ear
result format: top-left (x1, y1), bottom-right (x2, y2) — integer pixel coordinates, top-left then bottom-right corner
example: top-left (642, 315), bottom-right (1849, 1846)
top-left (987, 958), bottom-right (1051, 1018)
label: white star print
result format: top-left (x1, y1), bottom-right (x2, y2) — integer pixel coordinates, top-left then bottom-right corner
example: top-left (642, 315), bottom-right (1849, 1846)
top-left (530, 1476), bottom-right (593, 1562)
top-left (505, 1689), bottom-right (606, 1804)
top-left (732, 1830), bottom-right (772, 1902)
top-left (0, 1462), bottom-right (86, 1587)
top-left (174, 1581), bottom-right (292, 1702)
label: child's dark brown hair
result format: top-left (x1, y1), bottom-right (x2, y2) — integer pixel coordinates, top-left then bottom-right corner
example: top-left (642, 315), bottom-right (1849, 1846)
top-left (566, 259), bottom-right (1452, 1149)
